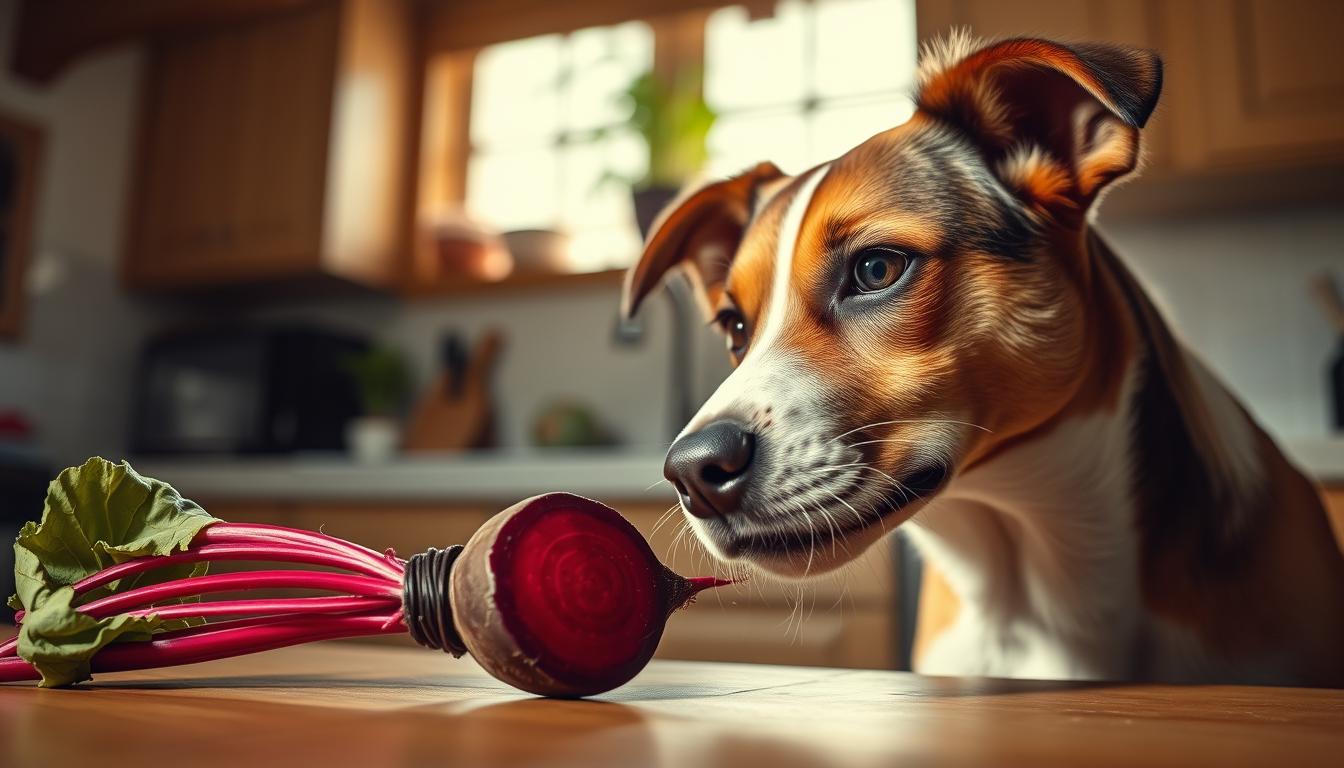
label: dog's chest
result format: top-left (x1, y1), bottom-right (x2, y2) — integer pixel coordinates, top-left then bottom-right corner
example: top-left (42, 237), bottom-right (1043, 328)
top-left (906, 390), bottom-right (1149, 681)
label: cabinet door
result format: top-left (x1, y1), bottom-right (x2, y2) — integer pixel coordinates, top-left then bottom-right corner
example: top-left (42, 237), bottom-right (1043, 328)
top-left (127, 5), bottom-right (336, 289)
top-left (129, 29), bottom-right (247, 287)
top-left (1162, 0), bottom-right (1344, 171)
top-left (1322, 488), bottom-right (1344, 551)
top-left (229, 4), bottom-right (338, 278)
top-left (657, 604), bottom-right (898, 669)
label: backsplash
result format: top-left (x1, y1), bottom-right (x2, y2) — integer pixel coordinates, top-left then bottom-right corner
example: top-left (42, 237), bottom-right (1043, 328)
top-left (1099, 205), bottom-right (1344, 441)
top-left (246, 283), bottom-right (696, 451)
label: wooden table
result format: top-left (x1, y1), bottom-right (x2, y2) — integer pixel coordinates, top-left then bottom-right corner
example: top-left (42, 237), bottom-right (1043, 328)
top-left (1, 642), bottom-right (1341, 767)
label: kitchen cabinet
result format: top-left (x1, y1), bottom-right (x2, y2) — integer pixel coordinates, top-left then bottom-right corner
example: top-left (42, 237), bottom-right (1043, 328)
top-left (124, 0), bottom-right (416, 291)
top-left (1321, 486), bottom-right (1344, 549)
top-left (1160, 0), bottom-right (1344, 173)
top-left (913, 0), bottom-right (1344, 211)
top-left (192, 497), bottom-right (902, 670)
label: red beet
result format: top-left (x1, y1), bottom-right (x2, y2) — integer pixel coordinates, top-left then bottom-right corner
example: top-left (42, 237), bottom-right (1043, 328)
top-left (2, 488), bottom-right (726, 697)
top-left (450, 493), bottom-right (727, 697)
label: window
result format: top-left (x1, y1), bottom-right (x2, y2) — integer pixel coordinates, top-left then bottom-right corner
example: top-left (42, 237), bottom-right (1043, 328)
top-left (466, 23), bottom-right (652, 273)
top-left (459, 1), bottom-right (918, 272)
top-left (704, 0), bottom-right (918, 177)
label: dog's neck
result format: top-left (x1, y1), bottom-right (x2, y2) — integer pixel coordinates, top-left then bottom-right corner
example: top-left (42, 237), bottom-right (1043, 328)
top-left (905, 369), bottom-right (1146, 679)
top-left (903, 227), bottom-right (1259, 680)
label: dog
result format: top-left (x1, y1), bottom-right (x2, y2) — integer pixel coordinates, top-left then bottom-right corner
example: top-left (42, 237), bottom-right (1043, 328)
top-left (621, 33), bottom-right (1344, 687)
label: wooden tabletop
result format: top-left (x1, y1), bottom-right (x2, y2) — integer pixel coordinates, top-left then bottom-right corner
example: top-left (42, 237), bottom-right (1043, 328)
top-left (1, 641), bottom-right (1341, 768)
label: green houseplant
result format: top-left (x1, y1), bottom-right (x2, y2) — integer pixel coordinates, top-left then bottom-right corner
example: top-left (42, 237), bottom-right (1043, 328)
top-left (342, 346), bottom-right (410, 463)
top-left (619, 69), bottom-right (717, 237)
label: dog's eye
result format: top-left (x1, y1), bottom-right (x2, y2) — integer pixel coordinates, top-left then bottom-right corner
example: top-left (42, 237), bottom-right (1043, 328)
top-left (853, 248), bottom-right (909, 293)
top-left (714, 309), bottom-right (749, 361)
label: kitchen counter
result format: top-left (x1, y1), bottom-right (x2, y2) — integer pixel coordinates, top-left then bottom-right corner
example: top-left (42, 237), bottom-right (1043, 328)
top-left (134, 437), bottom-right (1344, 503)
top-left (135, 450), bottom-right (672, 503)
top-left (1, 639), bottom-right (1340, 767)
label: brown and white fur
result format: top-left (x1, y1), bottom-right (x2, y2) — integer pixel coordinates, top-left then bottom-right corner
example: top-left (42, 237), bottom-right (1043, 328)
top-left (622, 33), bottom-right (1344, 686)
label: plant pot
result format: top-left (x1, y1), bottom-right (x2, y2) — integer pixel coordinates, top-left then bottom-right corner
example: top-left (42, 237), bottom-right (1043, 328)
top-left (632, 185), bottom-right (681, 240)
top-left (346, 416), bottom-right (400, 464)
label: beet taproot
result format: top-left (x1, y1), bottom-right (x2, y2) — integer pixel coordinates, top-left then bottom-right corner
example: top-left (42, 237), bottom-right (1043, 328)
top-left (449, 492), bottom-right (726, 697)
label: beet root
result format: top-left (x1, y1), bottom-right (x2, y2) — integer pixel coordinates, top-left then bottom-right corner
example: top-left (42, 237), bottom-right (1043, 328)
top-left (448, 493), bottom-right (726, 697)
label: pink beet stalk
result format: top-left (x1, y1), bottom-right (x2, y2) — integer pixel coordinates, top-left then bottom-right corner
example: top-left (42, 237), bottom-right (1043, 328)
top-left (0, 614), bottom-right (403, 683)
top-left (0, 596), bottom-right (397, 658)
top-left (198, 524), bottom-right (403, 578)
top-left (3, 496), bottom-right (731, 696)
top-left (73, 570), bottom-right (401, 617)
top-left (75, 595), bottom-right (397, 623)
top-left (60, 541), bottom-right (398, 599)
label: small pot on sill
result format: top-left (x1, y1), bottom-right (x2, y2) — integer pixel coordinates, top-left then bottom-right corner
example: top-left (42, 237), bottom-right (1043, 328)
top-left (346, 416), bottom-right (401, 464)
top-left (632, 185), bottom-right (680, 239)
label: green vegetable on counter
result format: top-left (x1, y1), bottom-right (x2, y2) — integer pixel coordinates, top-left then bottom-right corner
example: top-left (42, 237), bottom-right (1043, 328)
top-left (9, 458), bottom-right (219, 686)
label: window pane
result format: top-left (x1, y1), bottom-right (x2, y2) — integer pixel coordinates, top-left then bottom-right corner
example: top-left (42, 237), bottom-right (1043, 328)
top-left (466, 148), bottom-right (559, 231)
top-left (814, 0), bottom-right (917, 98)
top-left (707, 109), bottom-right (810, 177)
top-left (564, 22), bottom-right (654, 132)
top-left (705, 2), bottom-right (809, 111)
top-left (560, 131), bottom-right (645, 270)
top-left (471, 35), bottom-right (562, 148)
top-left (810, 97), bottom-right (915, 160)
top-left (569, 226), bottom-right (644, 273)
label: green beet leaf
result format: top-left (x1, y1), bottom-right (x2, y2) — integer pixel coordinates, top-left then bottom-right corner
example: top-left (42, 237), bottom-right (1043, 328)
top-left (17, 587), bottom-right (164, 687)
top-left (9, 457), bottom-right (219, 686)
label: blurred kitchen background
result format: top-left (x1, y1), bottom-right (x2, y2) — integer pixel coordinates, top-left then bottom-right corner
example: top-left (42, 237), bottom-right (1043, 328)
top-left (0, 0), bottom-right (1341, 670)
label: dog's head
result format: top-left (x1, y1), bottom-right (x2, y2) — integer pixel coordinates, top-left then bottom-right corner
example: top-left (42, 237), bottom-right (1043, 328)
top-left (623, 35), bottom-right (1162, 577)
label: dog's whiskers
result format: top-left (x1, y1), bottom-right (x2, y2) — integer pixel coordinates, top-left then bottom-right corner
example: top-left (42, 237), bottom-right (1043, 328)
top-left (650, 503), bottom-right (681, 538)
top-left (847, 436), bottom-right (929, 450)
top-left (829, 417), bottom-right (992, 444)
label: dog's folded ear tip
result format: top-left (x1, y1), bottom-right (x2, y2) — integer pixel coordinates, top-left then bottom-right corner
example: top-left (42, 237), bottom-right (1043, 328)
top-left (619, 288), bottom-right (644, 320)
top-left (620, 268), bottom-right (643, 319)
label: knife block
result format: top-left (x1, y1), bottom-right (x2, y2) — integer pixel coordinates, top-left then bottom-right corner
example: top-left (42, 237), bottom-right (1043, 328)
top-left (404, 331), bottom-right (501, 453)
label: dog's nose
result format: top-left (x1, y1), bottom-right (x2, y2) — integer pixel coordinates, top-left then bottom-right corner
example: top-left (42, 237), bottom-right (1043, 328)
top-left (664, 420), bottom-right (756, 518)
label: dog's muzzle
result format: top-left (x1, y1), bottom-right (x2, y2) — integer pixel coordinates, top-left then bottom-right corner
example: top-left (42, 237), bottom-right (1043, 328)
top-left (663, 420), bottom-right (756, 518)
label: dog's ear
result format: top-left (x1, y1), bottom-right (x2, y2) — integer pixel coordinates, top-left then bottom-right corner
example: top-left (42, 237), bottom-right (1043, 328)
top-left (916, 32), bottom-right (1162, 213)
top-left (622, 161), bottom-right (785, 319)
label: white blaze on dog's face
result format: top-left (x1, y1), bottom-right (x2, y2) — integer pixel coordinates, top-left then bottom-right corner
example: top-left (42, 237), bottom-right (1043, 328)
top-left (623, 34), bottom-right (1162, 577)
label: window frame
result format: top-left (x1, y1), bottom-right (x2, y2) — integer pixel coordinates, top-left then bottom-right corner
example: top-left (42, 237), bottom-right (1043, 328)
top-left (412, 1), bottom-right (915, 287)
top-left (423, 12), bottom-right (709, 210)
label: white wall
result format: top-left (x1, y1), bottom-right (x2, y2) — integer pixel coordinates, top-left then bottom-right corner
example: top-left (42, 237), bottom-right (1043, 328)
top-left (250, 280), bottom-right (729, 451)
top-left (1100, 205), bottom-right (1344, 440)
top-left (0, 0), bottom-right (162, 465)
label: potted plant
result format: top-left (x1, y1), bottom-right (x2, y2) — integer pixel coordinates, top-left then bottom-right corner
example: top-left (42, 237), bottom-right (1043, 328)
top-left (619, 69), bottom-right (717, 237)
top-left (343, 346), bottom-right (410, 463)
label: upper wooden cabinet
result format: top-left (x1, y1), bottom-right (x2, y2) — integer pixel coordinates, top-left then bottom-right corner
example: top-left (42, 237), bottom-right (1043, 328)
top-left (1160, 0), bottom-right (1344, 173)
top-left (914, 0), bottom-right (1344, 206)
top-left (124, 0), bottom-right (415, 292)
